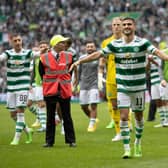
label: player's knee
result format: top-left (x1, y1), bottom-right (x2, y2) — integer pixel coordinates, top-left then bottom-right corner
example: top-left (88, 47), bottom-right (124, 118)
top-left (111, 100), bottom-right (118, 110)
top-left (112, 105), bottom-right (118, 110)
top-left (135, 112), bottom-right (143, 121)
top-left (120, 113), bottom-right (128, 121)
top-left (81, 105), bottom-right (88, 112)
top-left (81, 106), bottom-right (86, 111)
top-left (91, 103), bottom-right (97, 110)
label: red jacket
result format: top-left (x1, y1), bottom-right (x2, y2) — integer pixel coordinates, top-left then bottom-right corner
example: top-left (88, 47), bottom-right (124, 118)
top-left (41, 51), bottom-right (72, 98)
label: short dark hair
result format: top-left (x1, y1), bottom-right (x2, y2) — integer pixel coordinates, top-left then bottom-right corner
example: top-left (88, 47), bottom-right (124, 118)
top-left (10, 32), bottom-right (21, 39)
top-left (84, 38), bottom-right (96, 45)
top-left (122, 17), bottom-right (136, 24)
top-left (39, 40), bottom-right (48, 45)
top-left (66, 38), bottom-right (72, 46)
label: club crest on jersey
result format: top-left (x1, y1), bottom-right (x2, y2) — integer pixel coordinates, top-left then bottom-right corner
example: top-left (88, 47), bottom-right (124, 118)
top-left (134, 47), bottom-right (139, 52)
top-left (22, 55), bottom-right (26, 60)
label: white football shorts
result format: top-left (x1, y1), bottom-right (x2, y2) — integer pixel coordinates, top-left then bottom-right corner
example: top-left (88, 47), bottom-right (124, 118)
top-left (117, 91), bottom-right (145, 112)
top-left (79, 89), bottom-right (100, 105)
top-left (7, 91), bottom-right (29, 111)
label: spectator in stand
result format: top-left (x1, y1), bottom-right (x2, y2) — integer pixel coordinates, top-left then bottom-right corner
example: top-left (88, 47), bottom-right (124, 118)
top-left (1, 0), bottom-right (168, 56)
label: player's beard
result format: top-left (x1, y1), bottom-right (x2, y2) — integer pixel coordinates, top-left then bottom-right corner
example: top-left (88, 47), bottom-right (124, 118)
top-left (87, 50), bottom-right (96, 54)
top-left (123, 29), bottom-right (133, 36)
top-left (14, 45), bottom-right (22, 52)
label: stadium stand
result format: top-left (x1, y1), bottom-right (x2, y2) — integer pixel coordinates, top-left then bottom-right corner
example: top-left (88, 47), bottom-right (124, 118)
top-left (0, 0), bottom-right (168, 93)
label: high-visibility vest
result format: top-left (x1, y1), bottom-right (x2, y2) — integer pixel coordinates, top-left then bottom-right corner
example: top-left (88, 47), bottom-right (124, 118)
top-left (41, 51), bottom-right (72, 98)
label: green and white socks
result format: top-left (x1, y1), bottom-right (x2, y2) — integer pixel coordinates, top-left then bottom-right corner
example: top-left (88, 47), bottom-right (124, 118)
top-left (10, 113), bottom-right (33, 145)
top-left (120, 119), bottom-right (144, 158)
top-left (38, 107), bottom-right (46, 130)
top-left (10, 113), bottom-right (25, 145)
top-left (120, 120), bottom-right (130, 152)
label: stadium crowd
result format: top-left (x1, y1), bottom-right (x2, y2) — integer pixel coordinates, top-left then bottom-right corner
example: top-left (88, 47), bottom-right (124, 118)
top-left (0, 0), bottom-right (168, 93)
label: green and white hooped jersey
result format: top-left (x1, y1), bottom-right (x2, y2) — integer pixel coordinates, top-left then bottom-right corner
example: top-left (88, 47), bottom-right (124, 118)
top-left (150, 55), bottom-right (161, 85)
top-left (4, 48), bottom-right (33, 92)
top-left (101, 36), bottom-right (156, 93)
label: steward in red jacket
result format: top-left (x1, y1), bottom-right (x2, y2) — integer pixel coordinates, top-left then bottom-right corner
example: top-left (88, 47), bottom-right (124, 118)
top-left (41, 50), bottom-right (72, 98)
top-left (39, 35), bottom-right (77, 148)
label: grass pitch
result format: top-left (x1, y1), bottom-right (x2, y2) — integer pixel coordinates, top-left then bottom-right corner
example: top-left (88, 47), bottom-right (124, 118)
top-left (0, 102), bottom-right (168, 168)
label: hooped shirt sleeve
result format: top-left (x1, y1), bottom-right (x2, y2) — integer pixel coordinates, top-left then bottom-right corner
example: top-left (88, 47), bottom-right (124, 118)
top-left (0, 52), bottom-right (7, 61)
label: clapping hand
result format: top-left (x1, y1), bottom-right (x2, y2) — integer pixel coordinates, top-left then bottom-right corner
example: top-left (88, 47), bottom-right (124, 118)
top-left (69, 60), bottom-right (80, 72)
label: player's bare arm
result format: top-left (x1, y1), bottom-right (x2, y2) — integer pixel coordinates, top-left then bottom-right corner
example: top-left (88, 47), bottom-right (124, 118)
top-left (154, 49), bottom-right (168, 60)
top-left (69, 51), bottom-right (103, 72)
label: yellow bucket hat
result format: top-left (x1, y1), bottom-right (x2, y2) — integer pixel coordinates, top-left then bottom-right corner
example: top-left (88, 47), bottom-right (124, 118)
top-left (50, 35), bottom-right (69, 47)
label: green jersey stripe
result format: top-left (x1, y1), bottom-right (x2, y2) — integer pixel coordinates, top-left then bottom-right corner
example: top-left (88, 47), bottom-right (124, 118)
top-left (116, 67), bottom-right (145, 75)
top-left (8, 88), bottom-right (29, 92)
top-left (117, 78), bottom-right (146, 87)
top-left (151, 74), bottom-right (160, 79)
top-left (7, 71), bottom-right (30, 77)
top-left (151, 81), bottom-right (160, 85)
top-left (151, 69), bottom-right (159, 73)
